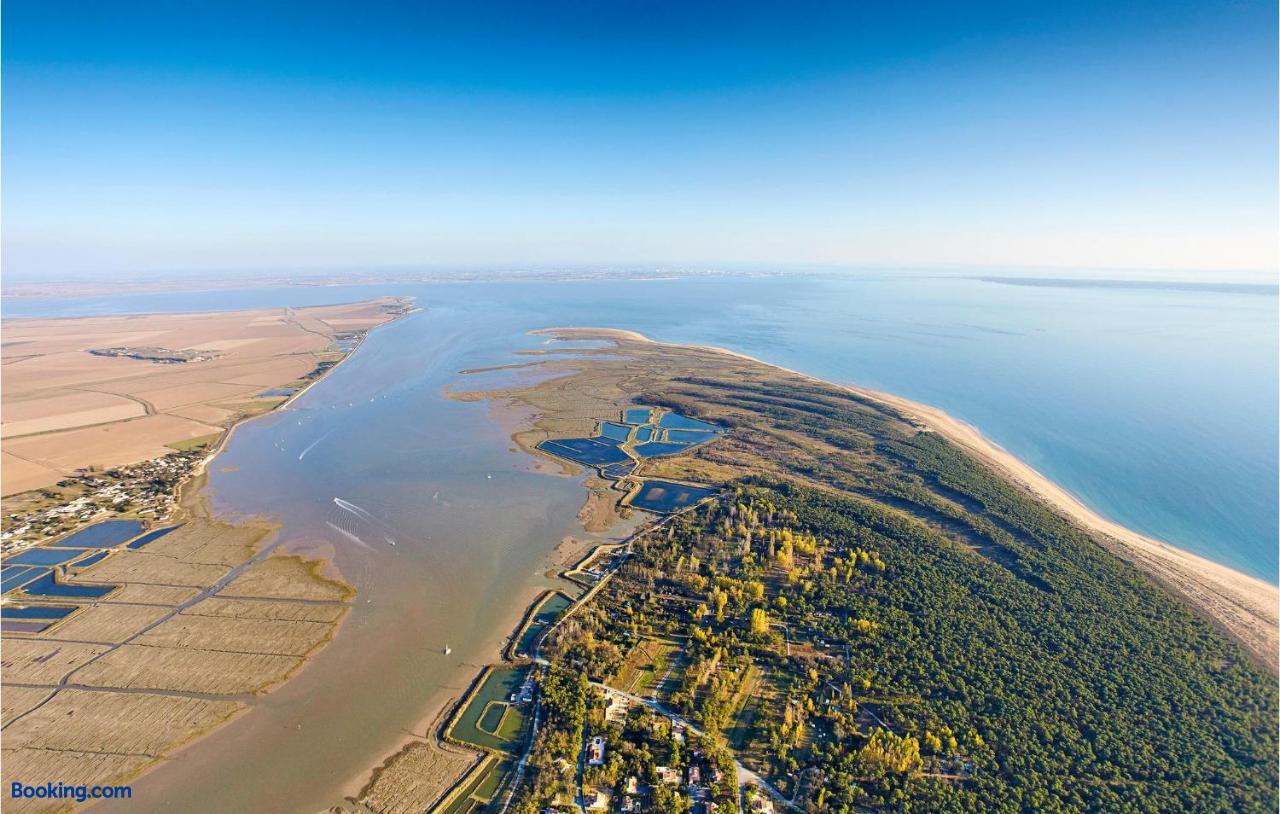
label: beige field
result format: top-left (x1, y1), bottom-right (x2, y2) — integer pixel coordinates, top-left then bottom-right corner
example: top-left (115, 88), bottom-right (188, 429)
top-left (48, 604), bottom-right (173, 644)
top-left (74, 645), bottom-right (303, 694)
top-left (1, 639), bottom-right (112, 684)
top-left (1, 520), bottom-right (354, 809)
top-left (1, 687), bottom-right (51, 727)
top-left (356, 740), bottom-right (482, 814)
top-left (135, 614), bottom-right (335, 657)
top-left (75, 549), bottom-right (234, 587)
top-left (2, 690), bottom-right (242, 814)
top-left (220, 555), bottom-right (355, 601)
top-left (96, 584), bottom-right (201, 605)
top-left (1, 297), bottom-right (410, 496)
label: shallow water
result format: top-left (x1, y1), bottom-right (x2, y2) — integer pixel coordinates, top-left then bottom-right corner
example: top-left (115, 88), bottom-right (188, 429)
top-left (10, 272), bottom-right (1274, 810)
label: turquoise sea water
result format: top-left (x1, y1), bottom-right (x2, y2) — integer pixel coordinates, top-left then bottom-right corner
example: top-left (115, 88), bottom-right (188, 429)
top-left (6, 273), bottom-right (1275, 583)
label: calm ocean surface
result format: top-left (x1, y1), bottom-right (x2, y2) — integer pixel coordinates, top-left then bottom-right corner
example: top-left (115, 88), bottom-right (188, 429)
top-left (13, 272), bottom-right (1276, 813)
top-left (9, 274), bottom-right (1275, 581)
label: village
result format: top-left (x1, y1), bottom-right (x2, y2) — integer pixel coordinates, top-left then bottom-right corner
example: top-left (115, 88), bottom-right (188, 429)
top-left (1, 446), bottom-right (206, 555)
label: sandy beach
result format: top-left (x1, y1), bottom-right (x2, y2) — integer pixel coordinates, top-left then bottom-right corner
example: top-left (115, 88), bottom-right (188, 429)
top-left (848, 385), bottom-right (1280, 674)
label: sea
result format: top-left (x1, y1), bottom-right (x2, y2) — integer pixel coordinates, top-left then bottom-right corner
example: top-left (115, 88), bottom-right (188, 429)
top-left (6, 271), bottom-right (1275, 813)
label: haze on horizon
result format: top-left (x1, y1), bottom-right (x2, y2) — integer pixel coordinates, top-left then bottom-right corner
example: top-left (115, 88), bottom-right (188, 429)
top-left (2, 0), bottom-right (1276, 278)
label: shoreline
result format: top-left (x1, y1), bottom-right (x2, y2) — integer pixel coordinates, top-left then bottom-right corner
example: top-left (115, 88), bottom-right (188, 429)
top-left (5, 297), bottom-right (416, 813)
top-left (544, 327), bottom-right (1279, 674)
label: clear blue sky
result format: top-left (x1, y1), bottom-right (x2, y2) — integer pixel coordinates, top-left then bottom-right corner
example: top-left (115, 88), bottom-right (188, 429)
top-left (3, 1), bottom-right (1276, 277)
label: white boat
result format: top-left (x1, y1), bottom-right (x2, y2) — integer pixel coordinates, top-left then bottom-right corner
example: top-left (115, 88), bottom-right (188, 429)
top-left (443, 644), bottom-right (452, 655)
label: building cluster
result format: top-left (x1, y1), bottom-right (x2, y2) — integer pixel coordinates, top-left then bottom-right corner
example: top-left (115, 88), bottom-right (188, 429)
top-left (568, 725), bottom-right (735, 814)
top-left (1, 449), bottom-right (205, 554)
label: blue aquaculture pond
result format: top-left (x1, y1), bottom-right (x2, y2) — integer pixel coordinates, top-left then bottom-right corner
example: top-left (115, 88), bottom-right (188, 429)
top-left (629, 481), bottom-right (719, 513)
top-left (537, 407), bottom-right (724, 469)
top-left (623, 408), bottom-right (653, 424)
top-left (599, 422), bottom-right (632, 441)
top-left (537, 437), bottom-right (631, 467)
top-left (8, 547), bottom-right (86, 567)
top-left (656, 412), bottom-right (724, 433)
top-left (20, 573), bottom-right (115, 599)
top-left (73, 551), bottom-right (111, 568)
top-left (534, 405), bottom-right (724, 515)
top-left (128, 525), bottom-right (181, 549)
top-left (0, 567), bottom-right (49, 593)
top-left (1, 604), bottom-right (78, 620)
top-left (664, 428), bottom-right (719, 444)
top-left (634, 442), bottom-right (692, 458)
top-left (601, 461), bottom-right (636, 480)
top-left (50, 519), bottom-right (145, 548)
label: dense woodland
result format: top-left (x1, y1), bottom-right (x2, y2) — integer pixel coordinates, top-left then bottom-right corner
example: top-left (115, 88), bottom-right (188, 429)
top-left (507, 356), bottom-right (1277, 813)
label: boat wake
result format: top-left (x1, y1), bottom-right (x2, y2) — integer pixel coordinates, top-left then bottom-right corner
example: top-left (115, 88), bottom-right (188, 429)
top-left (331, 498), bottom-right (402, 547)
top-left (324, 521), bottom-right (372, 550)
top-left (298, 428), bottom-right (336, 460)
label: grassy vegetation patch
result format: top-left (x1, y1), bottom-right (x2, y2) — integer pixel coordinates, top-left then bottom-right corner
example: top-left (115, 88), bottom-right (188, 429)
top-left (164, 433), bottom-right (222, 452)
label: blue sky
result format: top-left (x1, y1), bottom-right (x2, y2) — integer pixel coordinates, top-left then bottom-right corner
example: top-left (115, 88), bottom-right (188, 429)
top-left (3, 1), bottom-right (1276, 277)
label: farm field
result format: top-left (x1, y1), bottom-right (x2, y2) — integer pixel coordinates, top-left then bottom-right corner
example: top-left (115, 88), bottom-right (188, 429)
top-left (0, 518), bottom-right (353, 804)
top-left (1, 297), bottom-right (409, 496)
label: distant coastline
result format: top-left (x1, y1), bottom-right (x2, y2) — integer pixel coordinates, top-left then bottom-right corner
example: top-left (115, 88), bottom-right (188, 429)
top-left (978, 276), bottom-right (1279, 295)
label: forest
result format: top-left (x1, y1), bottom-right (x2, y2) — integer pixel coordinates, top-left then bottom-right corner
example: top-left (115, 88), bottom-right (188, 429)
top-left (501, 342), bottom-right (1276, 813)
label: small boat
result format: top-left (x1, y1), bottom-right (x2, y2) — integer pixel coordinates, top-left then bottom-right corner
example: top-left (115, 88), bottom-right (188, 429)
top-left (443, 644), bottom-right (452, 655)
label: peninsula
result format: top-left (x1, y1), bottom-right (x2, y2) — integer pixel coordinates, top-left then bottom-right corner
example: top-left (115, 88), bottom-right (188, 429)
top-left (415, 327), bottom-right (1277, 814)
